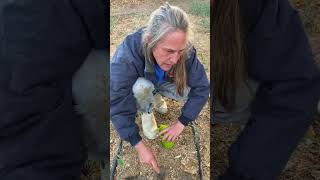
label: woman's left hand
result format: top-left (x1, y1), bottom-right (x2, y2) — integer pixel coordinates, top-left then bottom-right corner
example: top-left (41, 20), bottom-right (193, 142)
top-left (158, 121), bottom-right (185, 142)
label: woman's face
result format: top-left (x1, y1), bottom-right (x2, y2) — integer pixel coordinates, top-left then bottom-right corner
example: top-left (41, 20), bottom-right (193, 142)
top-left (152, 30), bottom-right (187, 71)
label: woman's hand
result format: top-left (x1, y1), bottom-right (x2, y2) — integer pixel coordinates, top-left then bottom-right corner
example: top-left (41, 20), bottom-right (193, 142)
top-left (158, 121), bottom-right (185, 141)
top-left (134, 141), bottom-right (160, 174)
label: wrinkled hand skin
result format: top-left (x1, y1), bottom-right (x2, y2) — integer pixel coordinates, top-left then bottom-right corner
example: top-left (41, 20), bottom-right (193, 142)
top-left (134, 141), bottom-right (160, 174)
top-left (158, 121), bottom-right (185, 142)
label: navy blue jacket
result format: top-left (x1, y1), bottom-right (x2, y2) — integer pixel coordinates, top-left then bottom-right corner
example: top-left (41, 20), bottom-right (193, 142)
top-left (0, 1), bottom-right (106, 179)
top-left (218, 0), bottom-right (320, 179)
top-left (111, 28), bottom-right (209, 146)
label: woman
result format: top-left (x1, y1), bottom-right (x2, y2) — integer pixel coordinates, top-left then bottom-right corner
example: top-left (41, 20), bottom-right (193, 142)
top-left (212, 0), bottom-right (320, 179)
top-left (110, 3), bottom-right (209, 173)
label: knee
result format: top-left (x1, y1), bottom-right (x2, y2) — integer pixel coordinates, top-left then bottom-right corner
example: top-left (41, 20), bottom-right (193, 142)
top-left (132, 77), bottom-right (154, 97)
top-left (132, 77), bottom-right (154, 112)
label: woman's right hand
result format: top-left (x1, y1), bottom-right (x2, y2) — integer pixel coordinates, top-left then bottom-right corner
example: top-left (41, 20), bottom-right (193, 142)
top-left (134, 141), bottom-right (160, 174)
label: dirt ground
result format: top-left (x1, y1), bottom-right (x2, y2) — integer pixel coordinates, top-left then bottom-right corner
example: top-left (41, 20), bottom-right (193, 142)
top-left (212, 0), bottom-right (320, 179)
top-left (110, 0), bottom-right (210, 180)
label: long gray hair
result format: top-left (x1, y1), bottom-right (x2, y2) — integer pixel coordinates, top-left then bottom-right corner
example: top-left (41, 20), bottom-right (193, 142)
top-left (142, 2), bottom-right (190, 96)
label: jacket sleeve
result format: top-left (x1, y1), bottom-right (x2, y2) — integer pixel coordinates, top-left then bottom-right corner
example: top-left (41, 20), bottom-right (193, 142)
top-left (178, 47), bottom-right (210, 125)
top-left (110, 42), bottom-right (142, 146)
top-left (72, 0), bottom-right (107, 49)
top-left (227, 0), bottom-right (320, 179)
top-left (248, 0), bottom-right (320, 127)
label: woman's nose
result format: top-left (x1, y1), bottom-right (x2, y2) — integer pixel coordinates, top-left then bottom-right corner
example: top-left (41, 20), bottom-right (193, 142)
top-left (170, 52), bottom-right (180, 64)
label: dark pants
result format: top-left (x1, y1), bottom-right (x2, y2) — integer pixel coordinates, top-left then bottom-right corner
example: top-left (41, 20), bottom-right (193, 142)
top-left (217, 92), bottom-right (319, 179)
top-left (218, 116), bottom-right (313, 180)
top-left (212, 66), bottom-right (320, 179)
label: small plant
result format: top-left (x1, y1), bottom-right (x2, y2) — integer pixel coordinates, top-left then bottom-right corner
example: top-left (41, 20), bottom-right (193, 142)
top-left (158, 124), bottom-right (175, 150)
top-left (110, 16), bottom-right (119, 32)
top-left (116, 154), bottom-right (125, 168)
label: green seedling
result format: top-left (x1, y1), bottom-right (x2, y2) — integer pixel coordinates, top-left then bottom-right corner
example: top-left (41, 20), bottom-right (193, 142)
top-left (158, 124), bottom-right (175, 150)
top-left (116, 154), bottom-right (125, 168)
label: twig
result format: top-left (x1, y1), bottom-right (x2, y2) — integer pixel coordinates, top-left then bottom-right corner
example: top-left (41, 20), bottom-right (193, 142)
top-left (191, 121), bottom-right (203, 180)
top-left (110, 139), bottom-right (123, 180)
